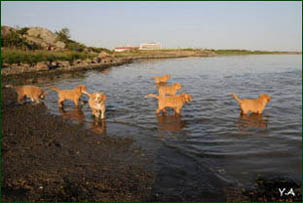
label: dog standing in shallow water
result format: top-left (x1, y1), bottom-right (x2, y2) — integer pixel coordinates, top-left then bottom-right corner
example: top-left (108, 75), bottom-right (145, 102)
top-left (50, 85), bottom-right (89, 108)
top-left (232, 93), bottom-right (271, 115)
top-left (158, 82), bottom-right (182, 96)
top-left (87, 92), bottom-right (107, 119)
top-left (153, 74), bottom-right (171, 84)
top-left (5, 85), bottom-right (46, 104)
top-left (145, 93), bottom-right (192, 115)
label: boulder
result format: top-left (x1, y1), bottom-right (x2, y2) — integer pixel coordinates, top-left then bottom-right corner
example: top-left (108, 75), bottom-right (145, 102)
top-left (1, 26), bottom-right (16, 37)
top-left (98, 51), bottom-right (110, 59)
top-left (35, 62), bottom-right (49, 71)
top-left (57, 60), bottom-right (70, 67)
top-left (92, 57), bottom-right (101, 63)
top-left (55, 41), bottom-right (66, 49)
top-left (26, 27), bottom-right (57, 44)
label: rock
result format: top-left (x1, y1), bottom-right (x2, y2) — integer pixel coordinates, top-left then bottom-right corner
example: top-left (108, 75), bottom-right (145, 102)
top-left (35, 62), bottom-right (49, 71)
top-left (73, 59), bottom-right (82, 65)
top-left (25, 35), bottom-right (49, 49)
top-left (84, 58), bottom-right (92, 64)
top-left (26, 27), bottom-right (57, 44)
top-left (92, 57), bottom-right (101, 63)
top-left (57, 61), bottom-right (70, 68)
top-left (1, 26), bottom-right (16, 37)
top-left (98, 51), bottom-right (110, 59)
top-left (55, 41), bottom-right (66, 49)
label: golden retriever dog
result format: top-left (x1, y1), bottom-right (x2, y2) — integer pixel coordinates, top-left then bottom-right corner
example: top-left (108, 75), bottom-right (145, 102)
top-left (5, 84), bottom-right (46, 104)
top-left (153, 74), bottom-right (171, 84)
top-left (145, 93), bottom-right (192, 115)
top-left (50, 85), bottom-right (89, 108)
top-left (158, 82), bottom-right (182, 96)
top-left (232, 93), bottom-right (271, 115)
top-left (87, 92), bottom-right (107, 119)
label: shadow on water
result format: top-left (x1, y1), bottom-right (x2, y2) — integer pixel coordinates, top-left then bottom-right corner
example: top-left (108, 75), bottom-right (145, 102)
top-left (59, 107), bottom-right (85, 124)
top-left (236, 113), bottom-right (269, 129)
top-left (156, 114), bottom-right (186, 133)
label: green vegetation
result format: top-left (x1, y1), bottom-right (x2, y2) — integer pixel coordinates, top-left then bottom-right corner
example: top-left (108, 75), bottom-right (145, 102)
top-left (1, 49), bottom-right (98, 65)
top-left (55, 28), bottom-right (112, 53)
top-left (55, 27), bottom-right (86, 52)
top-left (1, 28), bottom-right (42, 50)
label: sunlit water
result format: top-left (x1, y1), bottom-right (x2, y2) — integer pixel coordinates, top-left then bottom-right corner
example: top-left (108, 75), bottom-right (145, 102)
top-left (41, 54), bottom-right (302, 198)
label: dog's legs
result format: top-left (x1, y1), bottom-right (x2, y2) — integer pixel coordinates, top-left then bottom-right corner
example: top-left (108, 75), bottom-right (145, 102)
top-left (175, 108), bottom-right (181, 115)
top-left (58, 99), bottom-right (64, 108)
top-left (92, 109), bottom-right (97, 117)
top-left (74, 98), bottom-right (80, 107)
top-left (156, 108), bottom-right (162, 115)
top-left (240, 109), bottom-right (248, 115)
top-left (101, 110), bottom-right (105, 119)
top-left (17, 94), bottom-right (25, 104)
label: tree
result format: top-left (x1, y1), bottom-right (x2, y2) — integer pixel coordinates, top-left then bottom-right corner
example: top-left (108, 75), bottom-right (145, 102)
top-left (55, 27), bottom-right (71, 42)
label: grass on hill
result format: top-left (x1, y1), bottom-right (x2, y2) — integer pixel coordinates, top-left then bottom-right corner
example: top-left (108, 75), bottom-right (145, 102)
top-left (1, 49), bottom-right (98, 66)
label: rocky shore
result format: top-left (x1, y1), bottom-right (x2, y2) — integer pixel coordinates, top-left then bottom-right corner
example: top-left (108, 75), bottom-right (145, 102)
top-left (2, 88), bottom-right (155, 201)
top-left (1, 54), bottom-right (132, 77)
top-left (1, 49), bottom-right (216, 77)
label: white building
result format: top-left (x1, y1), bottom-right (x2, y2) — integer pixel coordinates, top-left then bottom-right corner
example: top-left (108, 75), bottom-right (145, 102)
top-left (139, 42), bottom-right (161, 50)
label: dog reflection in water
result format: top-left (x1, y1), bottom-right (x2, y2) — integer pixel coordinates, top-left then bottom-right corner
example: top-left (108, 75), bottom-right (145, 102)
top-left (236, 113), bottom-right (268, 129)
top-left (59, 107), bottom-right (85, 124)
top-left (90, 120), bottom-right (106, 134)
top-left (156, 114), bottom-right (186, 132)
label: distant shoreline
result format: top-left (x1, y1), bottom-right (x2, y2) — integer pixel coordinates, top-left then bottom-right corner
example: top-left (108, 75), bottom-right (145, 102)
top-left (1, 49), bottom-right (300, 79)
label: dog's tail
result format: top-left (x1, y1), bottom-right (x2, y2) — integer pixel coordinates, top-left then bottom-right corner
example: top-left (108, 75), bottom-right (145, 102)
top-left (49, 86), bottom-right (61, 92)
top-left (5, 84), bottom-right (16, 89)
top-left (232, 93), bottom-right (242, 103)
top-left (145, 93), bottom-right (159, 99)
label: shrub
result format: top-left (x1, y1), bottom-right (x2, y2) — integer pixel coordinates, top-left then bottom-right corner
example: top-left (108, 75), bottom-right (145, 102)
top-left (1, 49), bottom-right (97, 66)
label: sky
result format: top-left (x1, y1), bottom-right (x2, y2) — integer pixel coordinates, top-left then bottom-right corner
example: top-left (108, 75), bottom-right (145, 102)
top-left (1, 1), bottom-right (302, 51)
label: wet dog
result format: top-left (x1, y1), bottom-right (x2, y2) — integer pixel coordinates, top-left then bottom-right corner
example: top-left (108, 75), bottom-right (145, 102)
top-left (5, 85), bottom-right (46, 104)
top-left (232, 93), bottom-right (271, 115)
top-left (145, 93), bottom-right (192, 115)
top-left (87, 92), bottom-right (107, 119)
top-left (153, 74), bottom-right (171, 84)
top-left (50, 85), bottom-right (89, 108)
top-left (158, 82), bottom-right (182, 96)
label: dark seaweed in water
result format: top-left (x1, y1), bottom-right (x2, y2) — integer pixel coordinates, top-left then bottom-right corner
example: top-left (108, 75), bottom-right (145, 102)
top-left (2, 88), bottom-right (155, 201)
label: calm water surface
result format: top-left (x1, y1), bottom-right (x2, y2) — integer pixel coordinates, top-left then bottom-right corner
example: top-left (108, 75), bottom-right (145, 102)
top-left (42, 54), bottom-right (302, 198)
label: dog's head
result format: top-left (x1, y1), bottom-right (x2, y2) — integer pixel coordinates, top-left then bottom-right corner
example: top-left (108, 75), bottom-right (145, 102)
top-left (92, 93), bottom-right (106, 104)
top-left (259, 94), bottom-right (271, 104)
top-left (174, 83), bottom-right (182, 90)
top-left (181, 93), bottom-right (193, 103)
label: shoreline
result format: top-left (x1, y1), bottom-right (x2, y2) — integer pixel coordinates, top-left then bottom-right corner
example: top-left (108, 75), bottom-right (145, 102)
top-left (2, 88), bottom-right (155, 201)
top-left (2, 50), bottom-right (300, 80)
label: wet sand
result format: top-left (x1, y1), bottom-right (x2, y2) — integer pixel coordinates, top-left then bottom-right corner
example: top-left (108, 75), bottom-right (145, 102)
top-left (2, 88), bottom-right (154, 201)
